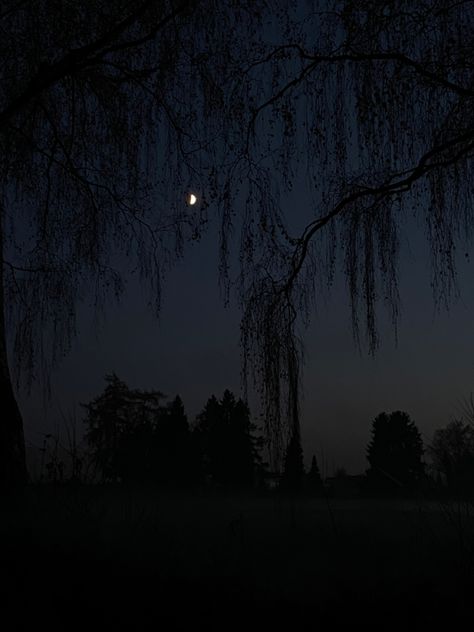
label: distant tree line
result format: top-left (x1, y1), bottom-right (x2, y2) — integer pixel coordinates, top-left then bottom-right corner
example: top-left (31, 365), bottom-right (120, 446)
top-left (34, 373), bottom-right (323, 493)
top-left (81, 374), bottom-right (267, 490)
top-left (76, 374), bottom-right (325, 493)
top-left (351, 409), bottom-right (474, 498)
top-left (33, 374), bottom-right (474, 498)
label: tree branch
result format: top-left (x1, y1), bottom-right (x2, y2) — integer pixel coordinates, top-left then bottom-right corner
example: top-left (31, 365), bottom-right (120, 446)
top-left (283, 127), bottom-right (474, 296)
top-left (0, 0), bottom-right (195, 131)
top-left (247, 45), bottom-right (473, 142)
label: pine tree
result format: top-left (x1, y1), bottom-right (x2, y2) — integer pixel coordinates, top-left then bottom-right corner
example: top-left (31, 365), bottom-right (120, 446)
top-left (366, 411), bottom-right (424, 494)
top-left (280, 428), bottom-right (305, 493)
top-left (307, 454), bottom-right (323, 494)
top-left (152, 395), bottom-right (191, 487)
top-left (194, 390), bottom-right (265, 489)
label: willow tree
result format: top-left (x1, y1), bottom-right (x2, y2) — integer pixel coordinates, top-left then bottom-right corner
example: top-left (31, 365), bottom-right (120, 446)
top-left (2, 1), bottom-right (474, 484)
top-left (234, 0), bottom-right (474, 468)
top-left (0, 0), bottom-right (244, 486)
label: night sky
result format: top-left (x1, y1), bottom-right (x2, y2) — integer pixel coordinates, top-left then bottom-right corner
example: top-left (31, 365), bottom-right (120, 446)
top-left (9, 1), bottom-right (474, 480)
top-left (5, 4), bottom-right (474, 629)
top-left (20, 197), bottom-right (474, 476)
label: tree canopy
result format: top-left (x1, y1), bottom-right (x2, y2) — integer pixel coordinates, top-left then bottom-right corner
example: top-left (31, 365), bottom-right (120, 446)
top-left (280, 427), bottom-right (305, 492)
top-left (366, 411), bottom-right (424, 493)
top-left (429, 419), bottom-right (474, 495)
top-left (83, 380), bottom-right (265, 488)
top-left (193, 390), bottom-right (266, 488)
top-left (307, 454), bottom-right (323, 493)
top-left (3, 1), bottom-right (474, 483)
top-left (83, 373), bottom-right (166, 483)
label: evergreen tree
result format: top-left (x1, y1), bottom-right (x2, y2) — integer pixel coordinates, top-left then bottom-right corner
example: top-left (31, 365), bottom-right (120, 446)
top-left (307, 454), bottom-right (323, 494)
top-left (151, 395), bottom-right (191, 487)
top-left (366, 411), bottom-right (424, 494)
top-left (194, 390), bottom-right (265, 489)
top-left (280, 428), bottom-right (305, 493)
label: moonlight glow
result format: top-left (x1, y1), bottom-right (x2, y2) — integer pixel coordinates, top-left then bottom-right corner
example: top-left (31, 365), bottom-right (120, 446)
top-left (188, 193), bottom-right (197, 205)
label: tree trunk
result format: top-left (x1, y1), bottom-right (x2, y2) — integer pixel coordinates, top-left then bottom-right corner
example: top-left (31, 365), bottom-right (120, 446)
top-left (0, 216), bottom-right (27, 489)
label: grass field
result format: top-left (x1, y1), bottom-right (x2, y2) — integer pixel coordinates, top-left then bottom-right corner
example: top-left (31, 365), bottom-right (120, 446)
top-left (2, 487), bottom-right (474, 629)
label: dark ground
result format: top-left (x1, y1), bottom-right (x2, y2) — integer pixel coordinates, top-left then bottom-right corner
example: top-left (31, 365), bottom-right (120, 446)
top-left (2, 487), bottom-right (474, 630)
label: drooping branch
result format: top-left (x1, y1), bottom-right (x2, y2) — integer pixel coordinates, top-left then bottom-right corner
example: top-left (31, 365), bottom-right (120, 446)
top-left (284, 126), bottom-right (474, 297)
top-left (0, 0), bottom-right (195, 131)
top-left (248, 47), bottom-right (474, 144)
top-left (3, 0), bottom-right (474, 476)
top-left (237, 2), bottom-right (474, 466)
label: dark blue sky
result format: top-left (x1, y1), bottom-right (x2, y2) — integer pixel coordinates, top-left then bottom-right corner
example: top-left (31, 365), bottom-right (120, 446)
top-left (10, 1), bottom-right (474, 479)
top-left (20, 209), bottom-right (474, 475)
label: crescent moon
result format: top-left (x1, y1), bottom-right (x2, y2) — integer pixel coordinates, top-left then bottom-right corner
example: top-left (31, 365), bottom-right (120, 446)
top-left (189, 193), bottom-right (197, 205)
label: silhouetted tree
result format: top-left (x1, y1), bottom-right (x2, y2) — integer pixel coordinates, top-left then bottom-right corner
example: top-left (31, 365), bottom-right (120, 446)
top-left (429, 419), bottom-right (474, 496)
top-left (234, 2), bottom-right (474, 470)
top-left (194, 390), bottom-right (265, 489)
top-left (307, 454), bottom-right (323, 494)
top-left (280, 428), bottom-right (305, 493)
top-left (151, 395), bottom-right (192, 487)
top-left (366, 411), bottom-right (424, 494)
top-left (0, 1), bottom-right (209, 487)
top-left (41, 433), bottom-right (64, 484)
top-left (83, 374), bottom-right (164, 483)
top-left (4, 2), bottom-right (474, 485)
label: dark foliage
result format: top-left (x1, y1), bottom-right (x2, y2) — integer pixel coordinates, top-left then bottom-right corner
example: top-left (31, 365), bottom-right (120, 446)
top-left (83, 374), bottom-right (194, 486)
top-left (307, 454), bottom-right (323, 493)
top-left (280, 427), bottom-right (305, 493)
top-left (429, 419), bottom-right (474, 496)
top-left (152, 395), bottom-right (193, 487)
top-left (193, 389), bottom-right (266, 489)
top-left (83, 378), bottom-right (265, 489)
top-left (4, 1), bottom-right (474, 485)
top-left (366, 411), bottom-right (424, 494)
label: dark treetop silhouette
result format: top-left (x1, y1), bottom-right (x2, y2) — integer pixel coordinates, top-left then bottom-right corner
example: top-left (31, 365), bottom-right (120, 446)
top-left (366, 411), bottom-right (424, 494)
top-left (429, 419), bottom-right (474, 495)
top-left (307, 454), bottom-right (323, 493)
top-left (84, 373), bottom-right (166, 484)
top-left (280, 425), bottom-right (305, 492)
top-left (2, 1), bottom-right (474, 485)
top-left (193, 389), bottom-right (266, 489)
top-left (82, 378), bottom-right (265, 488)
